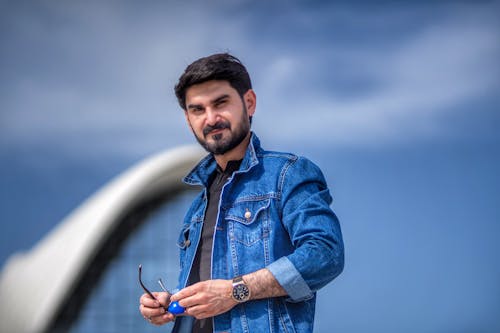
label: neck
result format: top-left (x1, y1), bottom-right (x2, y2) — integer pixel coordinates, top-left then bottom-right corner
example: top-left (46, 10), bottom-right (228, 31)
top-left (214, 132), bottom-right (251, 171)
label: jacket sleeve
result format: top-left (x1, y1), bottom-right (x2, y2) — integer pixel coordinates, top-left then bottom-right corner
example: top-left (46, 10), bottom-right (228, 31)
top-left (266, 156), bottom-right (344, 302)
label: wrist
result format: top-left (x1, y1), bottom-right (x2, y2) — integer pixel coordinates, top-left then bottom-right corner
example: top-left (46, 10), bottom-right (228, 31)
top-left (230, 276), bottom-right (251, 303)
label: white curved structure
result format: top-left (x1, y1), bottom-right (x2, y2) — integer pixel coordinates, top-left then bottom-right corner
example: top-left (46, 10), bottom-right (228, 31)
top-left (0, 145), bottom-right (205, 333)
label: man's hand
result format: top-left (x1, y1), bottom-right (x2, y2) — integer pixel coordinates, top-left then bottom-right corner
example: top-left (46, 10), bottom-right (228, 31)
top-left (139, 291), bottom-right (175, 326)
top-left (170, 279), bottom-right (237, 319)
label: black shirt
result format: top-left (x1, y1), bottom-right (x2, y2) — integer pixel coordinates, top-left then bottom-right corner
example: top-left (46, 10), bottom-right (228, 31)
top-left (189, 160), bottom-right (242, 333)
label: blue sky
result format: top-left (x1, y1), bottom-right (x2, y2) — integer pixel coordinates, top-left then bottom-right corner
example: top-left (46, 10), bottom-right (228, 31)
top-left (1, 1), bottom-right (499, 332)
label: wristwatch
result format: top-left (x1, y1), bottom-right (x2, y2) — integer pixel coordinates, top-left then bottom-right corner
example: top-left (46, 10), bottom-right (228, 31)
top-left (231, 276), bottom-right (251, 303)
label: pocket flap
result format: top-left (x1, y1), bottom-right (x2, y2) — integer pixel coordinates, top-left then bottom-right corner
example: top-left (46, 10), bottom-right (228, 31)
top-left (225, 198), bottom-right (271, 225)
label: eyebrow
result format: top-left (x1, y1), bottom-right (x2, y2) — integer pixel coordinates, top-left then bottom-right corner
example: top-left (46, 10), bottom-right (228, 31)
top-left (212, 94), bottom-right (230, 105)
top-left (186, 94), bottom-right (230, 111)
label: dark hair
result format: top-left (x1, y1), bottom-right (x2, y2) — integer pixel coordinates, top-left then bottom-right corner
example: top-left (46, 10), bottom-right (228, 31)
top-left (174, 53), bottom-right (252, 110)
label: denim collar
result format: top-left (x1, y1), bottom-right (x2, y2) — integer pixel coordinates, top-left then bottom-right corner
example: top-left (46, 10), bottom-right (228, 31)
top-left (183, 132), bottom-right (261, 186)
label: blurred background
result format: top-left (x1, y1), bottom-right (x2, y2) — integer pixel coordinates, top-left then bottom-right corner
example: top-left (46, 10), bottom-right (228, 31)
top-left (1, 0), bottom-right (499, 332)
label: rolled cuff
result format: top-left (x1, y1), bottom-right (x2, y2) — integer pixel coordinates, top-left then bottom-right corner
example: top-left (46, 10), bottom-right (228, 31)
top-left (267, 257), bottom-right (314, 302)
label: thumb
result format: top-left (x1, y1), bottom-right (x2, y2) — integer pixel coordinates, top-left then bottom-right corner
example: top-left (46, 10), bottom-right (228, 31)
top-left (153, 291), bottom-right (171, 307)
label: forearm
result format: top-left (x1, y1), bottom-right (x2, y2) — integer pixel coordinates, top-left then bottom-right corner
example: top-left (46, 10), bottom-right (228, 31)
top-left (169, 270), bottom-right (286, 319)
top-left (243, 268), bottom-right (287, 300)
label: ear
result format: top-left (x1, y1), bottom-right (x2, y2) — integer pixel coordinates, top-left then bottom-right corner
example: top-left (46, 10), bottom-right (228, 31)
top-left (243, 89), bottom-right (257, 117)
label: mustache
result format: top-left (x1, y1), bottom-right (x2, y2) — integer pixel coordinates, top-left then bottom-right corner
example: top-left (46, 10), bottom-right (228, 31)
top-left (203, 122), bottom-right (230, 136)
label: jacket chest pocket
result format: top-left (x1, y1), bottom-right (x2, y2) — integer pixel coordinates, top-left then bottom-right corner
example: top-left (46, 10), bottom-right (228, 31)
top-left (225, 198), bottom-right (271, 246)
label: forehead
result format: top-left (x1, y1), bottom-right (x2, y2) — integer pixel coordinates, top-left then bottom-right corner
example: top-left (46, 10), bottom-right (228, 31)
top-left (185, 80), bottom-right (238, 103)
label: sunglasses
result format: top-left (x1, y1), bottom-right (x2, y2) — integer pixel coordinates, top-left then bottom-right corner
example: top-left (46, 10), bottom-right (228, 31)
top-left (138, 264), bottom-right (169, 309)
top-left (138, 264), bottom-right (185, 315)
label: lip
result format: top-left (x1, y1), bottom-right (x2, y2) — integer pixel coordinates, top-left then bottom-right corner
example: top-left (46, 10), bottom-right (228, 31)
top-left (206, 128), bottom-right (226, 137)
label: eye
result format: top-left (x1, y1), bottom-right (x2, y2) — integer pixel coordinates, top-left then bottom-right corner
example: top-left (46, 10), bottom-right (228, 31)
top-left (214, 99), bottom-right (227, 108)
top-left (188, 106), bottom-right (204, 115)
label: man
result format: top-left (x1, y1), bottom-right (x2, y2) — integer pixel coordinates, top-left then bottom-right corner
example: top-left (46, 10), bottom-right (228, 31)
top-left (139, 53), bottom-right (344, 333)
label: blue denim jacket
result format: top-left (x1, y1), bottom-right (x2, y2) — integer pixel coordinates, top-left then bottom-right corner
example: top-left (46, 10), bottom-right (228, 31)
top-left (173, 133), bottom-right (344, 333)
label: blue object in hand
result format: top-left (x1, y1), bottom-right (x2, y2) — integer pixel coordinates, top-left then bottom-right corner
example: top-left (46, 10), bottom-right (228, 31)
top-left (168, 301), bottom-right (185, 315)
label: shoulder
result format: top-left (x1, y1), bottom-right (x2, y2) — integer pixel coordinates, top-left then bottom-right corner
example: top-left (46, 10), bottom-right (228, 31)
top-left (258, 149), bottom-right (321, 171)
top-left (257, 149), bottom-right (326, 183)
top-left (257, 148), bottom-right (297, 164)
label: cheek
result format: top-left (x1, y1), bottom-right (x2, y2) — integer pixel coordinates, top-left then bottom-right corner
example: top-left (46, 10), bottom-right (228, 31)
top-left (187, 118), bottom-right (202, 131)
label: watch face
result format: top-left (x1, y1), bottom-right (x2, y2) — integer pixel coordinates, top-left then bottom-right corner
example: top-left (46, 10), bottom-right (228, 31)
top-left (232, 283), bottom-right (250, 302)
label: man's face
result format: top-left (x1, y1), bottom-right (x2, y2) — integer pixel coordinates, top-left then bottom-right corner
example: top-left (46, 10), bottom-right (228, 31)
top-left (184, 80), bottom-right (255, 155)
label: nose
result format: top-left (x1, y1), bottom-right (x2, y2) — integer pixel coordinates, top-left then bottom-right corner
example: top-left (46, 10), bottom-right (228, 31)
top-left (205, 107), bottom-right (219, 126)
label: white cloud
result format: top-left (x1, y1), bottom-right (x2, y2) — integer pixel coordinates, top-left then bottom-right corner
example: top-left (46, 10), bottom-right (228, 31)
top-left (0, 1), bottom-right (233, 156)
top-left (255, 5), bottom-right (500, 147)
top-left (1, 1), bottom-right (498, 157)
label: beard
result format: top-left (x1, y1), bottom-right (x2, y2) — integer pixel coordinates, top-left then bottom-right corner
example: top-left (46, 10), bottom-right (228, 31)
top-left (192, 105), bottom-right (251, 155)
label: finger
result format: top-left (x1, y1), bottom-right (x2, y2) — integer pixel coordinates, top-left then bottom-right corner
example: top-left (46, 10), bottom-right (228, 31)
top-left (153, 291), bottom-right (171, 307)
top-left (183, 303), bottom-right (202, 316)
top-left (149, 312), bottom-right (175, 326)
top-left (140, 293), bottom-right (160, 308)
top-left (163, 312), bottom-right (175, 322)
top-left (141, 291), bottom-right (170, 308)
top-left (185, 305), bottom-right (212, 319)
top-left (170, 285), bottom-right (198, 302)
top-left (176, 292), bottom-right (206, 309)
top-left (140, 304), bottom-right (166, 318)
